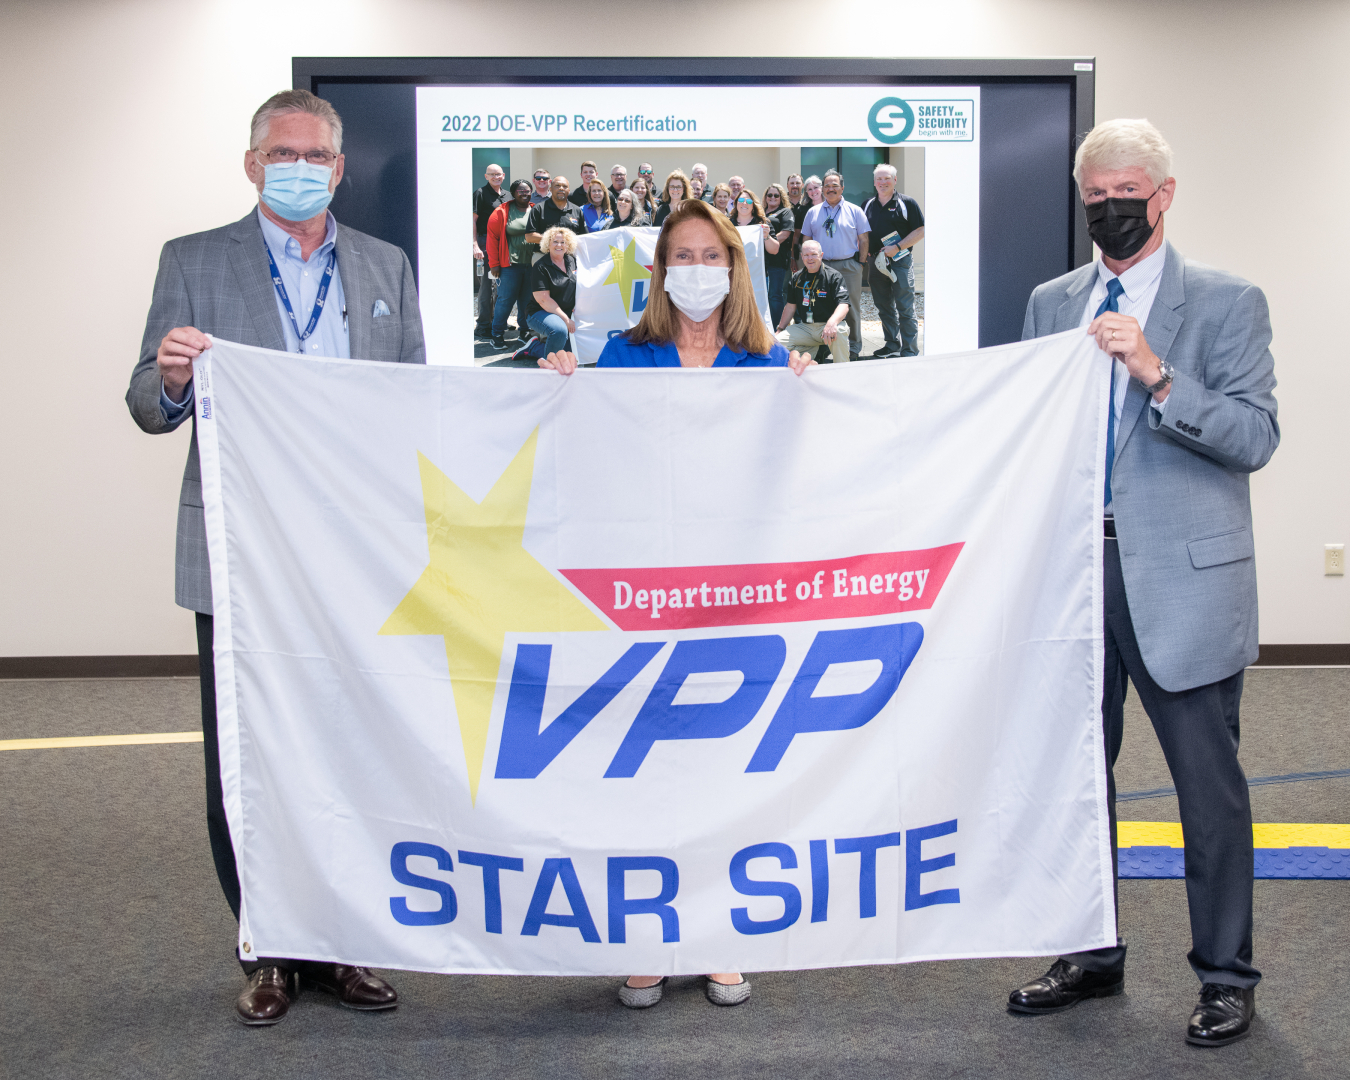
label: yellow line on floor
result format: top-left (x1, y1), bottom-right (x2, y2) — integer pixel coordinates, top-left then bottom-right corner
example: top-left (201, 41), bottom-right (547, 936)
top-left (1120, 821), bottom-right (1350, 848)
top-left (0, 731), bottom-right (203, 751)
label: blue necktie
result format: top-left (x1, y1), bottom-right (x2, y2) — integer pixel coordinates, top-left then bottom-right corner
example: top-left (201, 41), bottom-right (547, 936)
top-left (1096, 277), bottom-right (1126, 507)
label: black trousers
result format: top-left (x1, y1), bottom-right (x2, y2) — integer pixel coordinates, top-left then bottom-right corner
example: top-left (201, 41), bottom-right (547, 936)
top-left (1063, 540), bottom-right (1261, 989)
top-left (197, 613), bottom-right (296, 974)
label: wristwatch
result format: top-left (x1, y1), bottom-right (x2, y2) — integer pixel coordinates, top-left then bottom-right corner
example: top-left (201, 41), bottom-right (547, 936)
top-left (1142, 359), bottom-right (1175, 395)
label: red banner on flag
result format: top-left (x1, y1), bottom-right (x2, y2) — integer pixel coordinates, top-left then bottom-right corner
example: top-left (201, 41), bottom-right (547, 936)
top-left (560, 543), bottom-right (964, 631)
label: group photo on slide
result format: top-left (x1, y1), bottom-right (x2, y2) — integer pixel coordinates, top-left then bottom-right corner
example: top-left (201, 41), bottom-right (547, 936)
top-left (5, 35), bottom-right (1343, 1080)
top-left (469, 149), bottom-right (925, 366)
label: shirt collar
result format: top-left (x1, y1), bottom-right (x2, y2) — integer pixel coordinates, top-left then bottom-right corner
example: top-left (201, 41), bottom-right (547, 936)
top-left (256, 205), bottom-right (337, 263)
top-left (1096, 242), bottom-right (1166, 303)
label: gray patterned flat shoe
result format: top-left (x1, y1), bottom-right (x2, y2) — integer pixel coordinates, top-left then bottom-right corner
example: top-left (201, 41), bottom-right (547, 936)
top-left (704, 976), bottom-right (751, 1006)
top-left (618, 977), bottom-right (667, 1008)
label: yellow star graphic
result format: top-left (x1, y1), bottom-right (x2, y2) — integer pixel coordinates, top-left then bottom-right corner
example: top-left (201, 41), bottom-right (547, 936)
top-left (602, 237), bottom-right (653, 318)
top-left (379, 428), bottom-right (605, 801)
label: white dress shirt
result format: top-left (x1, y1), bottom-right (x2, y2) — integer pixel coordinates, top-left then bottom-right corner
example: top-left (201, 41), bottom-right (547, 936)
top-left (1078, 245), bottom-right (1168, 513)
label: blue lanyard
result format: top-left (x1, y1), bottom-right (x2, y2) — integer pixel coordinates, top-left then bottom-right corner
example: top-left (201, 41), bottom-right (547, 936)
top-left (264, 243), bottom-right (336, 352)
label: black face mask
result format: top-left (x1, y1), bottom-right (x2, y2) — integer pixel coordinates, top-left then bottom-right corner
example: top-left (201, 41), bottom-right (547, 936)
top-left (1084, 190), bottom-right (1161, 261)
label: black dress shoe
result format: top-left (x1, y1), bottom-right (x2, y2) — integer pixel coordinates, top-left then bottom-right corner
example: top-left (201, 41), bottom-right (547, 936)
top-left (1008, 958), bottom-right (1124, 1014)
top-left (1186, 983), bottom-right (1255, 1047)
top-left (235, 966), bottom-right (294, 1025)
top-left (305, 963), bottom-right (399, 1010)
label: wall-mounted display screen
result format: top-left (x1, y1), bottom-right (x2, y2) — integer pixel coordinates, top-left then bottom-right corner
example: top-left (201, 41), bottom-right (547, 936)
top-left (298, 58), bottom-right (1094, 361)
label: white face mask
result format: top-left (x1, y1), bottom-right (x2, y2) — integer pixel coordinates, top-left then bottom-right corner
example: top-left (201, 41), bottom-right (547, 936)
top-left (663, 265), bottom-right (730, 323)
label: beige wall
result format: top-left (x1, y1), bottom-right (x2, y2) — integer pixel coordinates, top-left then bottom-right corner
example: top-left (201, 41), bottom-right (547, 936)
top-left (0, 0), bottom-right (1345, 656)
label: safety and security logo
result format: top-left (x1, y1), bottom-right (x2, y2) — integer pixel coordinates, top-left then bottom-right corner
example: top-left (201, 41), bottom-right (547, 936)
top-left (868, 98), bottom-right (916, 144)
top-left (869, 98), bottom-right (975, 144)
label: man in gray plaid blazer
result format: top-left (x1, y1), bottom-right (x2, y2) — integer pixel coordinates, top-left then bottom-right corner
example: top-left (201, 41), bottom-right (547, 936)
top-left (126, 89), bottom-right (424, 1026)
top-left (1005, 120), bottom-right (1279, 1049)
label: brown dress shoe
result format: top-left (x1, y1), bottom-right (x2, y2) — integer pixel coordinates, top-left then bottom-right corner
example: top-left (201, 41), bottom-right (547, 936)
top-left (305, 964), bottom-right (399, 1010)
top-left (235, 966), bottom-right (294, 1026)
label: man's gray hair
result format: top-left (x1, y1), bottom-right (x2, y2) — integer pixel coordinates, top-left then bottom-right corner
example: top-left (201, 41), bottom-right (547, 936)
top-left (1074, 118), bottom-right (1173, 190)
top-left (873, 163), bottom-right (898, 180)
top-left (250, 89), bottom-right (344, 152)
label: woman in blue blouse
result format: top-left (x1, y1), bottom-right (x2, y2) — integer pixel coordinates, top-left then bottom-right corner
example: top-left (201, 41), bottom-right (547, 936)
top-left (539, 199), bottom-right (815, 374)
top-left (538, 199), bottom-right (812, 1009)
top-left (581, 180), bottom-right (613, 233)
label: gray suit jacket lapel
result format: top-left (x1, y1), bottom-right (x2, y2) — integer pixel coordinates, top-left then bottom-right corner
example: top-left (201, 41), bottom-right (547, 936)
top-left (226, 212), bottom-right (287, 351)
top-left (337, 225), bottom-right (371, 361)
top-left (1115, 241), bottom-right (1185, 457)
top-left (1053, 263), bottom-right (1098, 333)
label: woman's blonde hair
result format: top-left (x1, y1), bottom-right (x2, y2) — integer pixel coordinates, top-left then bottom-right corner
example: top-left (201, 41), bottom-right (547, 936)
top-left (710, 183), bottom-right (733, 209)
top-left (762, 183), bottom-right (789, 210)
top-left (538, 226), bottom-right (578, 256)
top-left (661, 169), bottom-right (690, 204)
top-left (586, 181), bottom-right (613, 215)
top-left (625, 199), bottom-right (774, 355)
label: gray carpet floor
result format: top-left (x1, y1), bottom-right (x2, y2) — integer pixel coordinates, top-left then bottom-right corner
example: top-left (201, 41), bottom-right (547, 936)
top-left (2, 669), bottom-right (1347, 1079)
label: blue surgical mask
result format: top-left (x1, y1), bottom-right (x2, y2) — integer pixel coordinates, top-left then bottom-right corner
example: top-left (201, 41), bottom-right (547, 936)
top-left (260, 159), bottom-right (334, 221)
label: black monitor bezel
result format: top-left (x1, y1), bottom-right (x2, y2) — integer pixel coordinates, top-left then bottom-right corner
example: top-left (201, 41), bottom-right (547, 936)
top-left (293, 55), bottom-right (1095, 272)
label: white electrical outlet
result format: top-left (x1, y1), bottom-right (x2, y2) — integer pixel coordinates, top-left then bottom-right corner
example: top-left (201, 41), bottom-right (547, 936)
top-left (1327, 544), bottom-right (1346, 576)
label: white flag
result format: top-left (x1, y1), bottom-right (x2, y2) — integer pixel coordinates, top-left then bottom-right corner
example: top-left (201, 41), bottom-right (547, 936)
top-left (194, 330), bottom-right (1112, 977)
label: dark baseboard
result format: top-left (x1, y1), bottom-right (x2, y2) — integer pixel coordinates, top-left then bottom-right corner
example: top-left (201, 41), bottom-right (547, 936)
top-left (0, 655), bottom-right (199, 679)
top-left (1253, 644), bottom-right (1350, 667)
top-left (1, 644), bottom-right (1345, 679)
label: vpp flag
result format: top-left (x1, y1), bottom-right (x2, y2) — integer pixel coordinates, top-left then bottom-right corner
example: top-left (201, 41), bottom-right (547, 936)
top-left (572, 225), bottom-right (771, 364)
top-left (194, 331), bottom-right (1113, 977)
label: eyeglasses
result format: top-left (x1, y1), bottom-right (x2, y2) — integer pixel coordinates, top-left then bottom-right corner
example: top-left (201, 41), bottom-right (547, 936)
top-left (255, 147), bottom-right (338, 166)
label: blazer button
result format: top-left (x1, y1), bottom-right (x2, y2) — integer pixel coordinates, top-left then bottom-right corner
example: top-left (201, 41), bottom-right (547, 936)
top-left (1193, 428), bottom-right (1202, 436)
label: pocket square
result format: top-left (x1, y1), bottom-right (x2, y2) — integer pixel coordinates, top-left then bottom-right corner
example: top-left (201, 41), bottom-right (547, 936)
top-left (372, 300), bottom-right (391, 317)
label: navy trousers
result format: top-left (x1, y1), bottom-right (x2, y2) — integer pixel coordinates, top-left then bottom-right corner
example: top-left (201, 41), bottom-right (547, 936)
top-left (1064, 539), bottom-right (1260, 989)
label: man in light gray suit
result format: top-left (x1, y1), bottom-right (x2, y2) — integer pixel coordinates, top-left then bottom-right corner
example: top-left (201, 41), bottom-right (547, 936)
top-left (1005, 120), bottom-right (1278, 1048)
top-left (126, 89), bottom-right (425, 1027)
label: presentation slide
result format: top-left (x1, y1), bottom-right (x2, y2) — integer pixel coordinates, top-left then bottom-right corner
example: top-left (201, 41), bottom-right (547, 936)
top-left (415, 85), bottom-right (979, 365)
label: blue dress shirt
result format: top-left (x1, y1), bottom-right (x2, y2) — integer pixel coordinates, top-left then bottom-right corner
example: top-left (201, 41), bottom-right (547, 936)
top-left (801, 199), bottom-right (871, 261)
top-left (255, 208), bottom-right (349, 359)
top-left (597, 335), bottom-right (790, 367)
